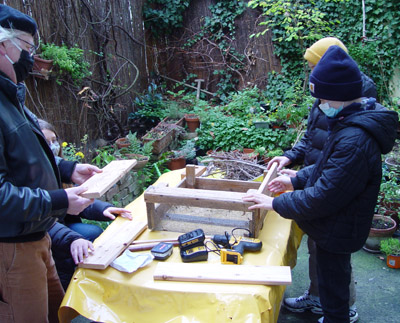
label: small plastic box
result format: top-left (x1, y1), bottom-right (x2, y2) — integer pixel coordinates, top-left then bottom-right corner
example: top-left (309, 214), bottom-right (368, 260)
top-left (151, 242), bottom-right (174, 260)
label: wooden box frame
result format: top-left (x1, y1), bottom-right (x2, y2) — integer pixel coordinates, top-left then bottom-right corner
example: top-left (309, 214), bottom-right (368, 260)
top-left (144, 164), bottom-right (277, 237)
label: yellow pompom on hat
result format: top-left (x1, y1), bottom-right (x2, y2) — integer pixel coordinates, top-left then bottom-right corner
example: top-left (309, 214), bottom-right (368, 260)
top-left (304, 37), bottom-right (348, 65)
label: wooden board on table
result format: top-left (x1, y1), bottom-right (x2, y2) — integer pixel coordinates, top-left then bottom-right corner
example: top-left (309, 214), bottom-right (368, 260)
top-left (154, 262), bottom-right (291, 285)
top-left (78, 220), bottom-right (147, 270)
top-left (80, 160), bottom-right (137, 198)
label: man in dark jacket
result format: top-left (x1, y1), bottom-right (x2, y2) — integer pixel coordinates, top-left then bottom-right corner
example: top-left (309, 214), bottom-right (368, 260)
top-left (266, 37), bottom-right (378, 322)
top-left (244, 46), bottom-right (398, 322)
top-left (0, 5), bottom-right (98, 322)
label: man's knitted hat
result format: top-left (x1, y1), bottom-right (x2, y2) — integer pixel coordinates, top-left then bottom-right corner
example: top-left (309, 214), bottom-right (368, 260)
top-left (304, 37), bottom-right (348, 66)
top-left (0, 5), bottom-right (37, 36)
top-left (309, 45), bottom-right (362, 101)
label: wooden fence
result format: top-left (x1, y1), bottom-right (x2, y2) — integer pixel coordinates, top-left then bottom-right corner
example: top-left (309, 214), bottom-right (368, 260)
top-left (2, 0), bottom-right (281, 146)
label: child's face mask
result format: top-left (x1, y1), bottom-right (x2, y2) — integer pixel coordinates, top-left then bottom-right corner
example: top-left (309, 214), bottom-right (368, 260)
top-left (319, 101), bottom-right (344, 118)
top-left (50, 141), bottom-right (60, 156)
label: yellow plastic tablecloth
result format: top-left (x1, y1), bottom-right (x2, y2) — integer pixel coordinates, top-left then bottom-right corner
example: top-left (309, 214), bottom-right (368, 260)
top-left (59, 170), bottom-right (303, 323)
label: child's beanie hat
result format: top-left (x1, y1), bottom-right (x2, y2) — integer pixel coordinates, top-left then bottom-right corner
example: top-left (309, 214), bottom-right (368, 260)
top-left (309, 45), bottom-right (362, 101)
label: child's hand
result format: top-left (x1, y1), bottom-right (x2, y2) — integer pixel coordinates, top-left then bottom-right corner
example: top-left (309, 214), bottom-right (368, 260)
top-left (103, 207), bottom-right (132, 220)
top-left (70, 238), bottom-right (94, 264)
top-left (242, 189), bottom-right (274, 210)
top-left (268, 175), bottom-right (294, 193)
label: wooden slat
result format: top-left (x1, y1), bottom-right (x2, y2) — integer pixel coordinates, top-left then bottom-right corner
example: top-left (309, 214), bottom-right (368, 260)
top-left (144, 186), bottom-right (251, 212)
top-left (154, 263), bottom-right (291, 285)
top-left (80, 160), bottom-right (137, 198)
top-left (78, 221), bottom-right (147, 269)
top-left (180, 165), bottom-right (207, 179)
top-left (185, 165), bottom-right (196, 188)
top-left (195, 177), bottom-right (260, 192)
top-left (257, 162), bottom-right (278, 196)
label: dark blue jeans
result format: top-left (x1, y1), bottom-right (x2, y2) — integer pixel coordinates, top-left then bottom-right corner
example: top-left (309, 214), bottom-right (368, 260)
top-left (66, 222), bottom-right (103, 242)
top-left (316, 245), bottom-right (351, 323)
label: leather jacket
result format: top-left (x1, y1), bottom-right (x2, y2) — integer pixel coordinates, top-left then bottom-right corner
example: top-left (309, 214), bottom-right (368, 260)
top-left (0, 75), bottom-right (71, 241)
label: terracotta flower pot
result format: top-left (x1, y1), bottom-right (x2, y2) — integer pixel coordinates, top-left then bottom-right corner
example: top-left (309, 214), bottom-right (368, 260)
top-left (363, 215), bottom-right (397, 253)
top-left (32, 55), bottom-right (54, 80)
top-left (115, 137), bottom-right (130, 149)
top-left (185, 114), bottom-right (200, 133)
top-left (167, 156), bottom-right (186, 170)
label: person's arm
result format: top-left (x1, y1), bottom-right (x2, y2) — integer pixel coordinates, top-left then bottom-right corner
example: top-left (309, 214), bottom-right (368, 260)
top-left (48, 221), bottom-right (94, 264)
top-left (79, 200), bottom-right (133, 221)
top-left (273, 140), bottom-right (370, 221)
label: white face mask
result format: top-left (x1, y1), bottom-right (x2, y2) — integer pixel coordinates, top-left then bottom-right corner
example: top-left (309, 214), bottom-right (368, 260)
top-left (50, 142), bottom-right (60, 156)
top-left (319, 101), bottom-right (344, 118)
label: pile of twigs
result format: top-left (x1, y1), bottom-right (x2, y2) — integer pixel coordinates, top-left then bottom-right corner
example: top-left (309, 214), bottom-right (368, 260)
top-left (202, 150), bottom-right (268, 181)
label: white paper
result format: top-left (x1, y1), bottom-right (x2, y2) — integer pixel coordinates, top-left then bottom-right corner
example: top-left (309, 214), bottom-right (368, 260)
top-left (110, 249), bottom-right (154, 273)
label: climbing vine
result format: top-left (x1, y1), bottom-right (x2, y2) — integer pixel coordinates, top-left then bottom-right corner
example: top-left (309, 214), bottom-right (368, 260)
top-left (248, 0), bottom-right (400, 105)
top-left (143, 0), bottom-right (190, 37)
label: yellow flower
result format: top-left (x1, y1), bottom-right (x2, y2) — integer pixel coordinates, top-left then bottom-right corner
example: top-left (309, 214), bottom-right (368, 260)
top-left (62, 142), bottom-right (68, 148)
top-left (75, 152), bottom-right (84, 159)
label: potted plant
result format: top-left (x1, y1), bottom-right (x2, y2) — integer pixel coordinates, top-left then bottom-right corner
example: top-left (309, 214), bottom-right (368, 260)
top-left (363, 215), bottom-right (397, 253)
top-left (164, 140), bottom-right (196, 170)
top-left (37, 43), bottom-right (91, 85)
top-left (162, 101), bottom-right (185, 127)
top-left (184, 113), bottom-right (200, 132)
top-left (380, 238), bottom-right (400, 269)
top-left (116, 131), bottom-right (153, 170)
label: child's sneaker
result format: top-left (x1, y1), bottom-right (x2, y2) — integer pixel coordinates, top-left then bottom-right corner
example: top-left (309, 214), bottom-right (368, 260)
top-left (283, 290), bottom-right (323, 314)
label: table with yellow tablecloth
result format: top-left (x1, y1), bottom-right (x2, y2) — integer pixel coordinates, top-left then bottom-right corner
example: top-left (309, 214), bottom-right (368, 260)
top-left (59, 170), bottom-right (303, 323)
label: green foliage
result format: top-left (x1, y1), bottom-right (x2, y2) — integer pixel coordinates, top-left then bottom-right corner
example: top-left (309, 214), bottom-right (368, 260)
top-left (223, 86), bottom-right (265, 118)
top-left (249, 0), bottom-right (400, 104)
top-left (263, 72), bottom-right (313, 127)
top-left (380, 238), bottom-right (400, 256)
top-left (143, 0), bottom-right (190, 37)
top-left (129, 83), bottom-right (166, 125)
top-left (61, 136), bottom-right (88, 162)
top-left (248, 0), bottom-right (337, 75)
top-left (40, 43), bottom-right (91, 85)
top-left (117, 132), bottom-right (154, 158)
top-left (196, 116), bottom-right (295, 152)
top-left (91, 145), bottom-right (116, 168)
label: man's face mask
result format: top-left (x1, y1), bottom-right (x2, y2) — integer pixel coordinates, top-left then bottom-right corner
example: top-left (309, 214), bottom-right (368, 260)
top-left (5, 39), bottom-right (35, 83)
top-left (319, 101), bottom-right (344, 118)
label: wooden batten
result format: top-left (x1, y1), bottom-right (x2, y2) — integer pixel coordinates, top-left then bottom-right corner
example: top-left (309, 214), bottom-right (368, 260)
top-left (154, 262), bottom-right (292, 286)
top-left (80, 160), bottom-right (137, 199)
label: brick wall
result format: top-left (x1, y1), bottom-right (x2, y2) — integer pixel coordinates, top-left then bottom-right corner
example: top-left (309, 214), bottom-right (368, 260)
top-left (99, 171), bottom-right (145, 207)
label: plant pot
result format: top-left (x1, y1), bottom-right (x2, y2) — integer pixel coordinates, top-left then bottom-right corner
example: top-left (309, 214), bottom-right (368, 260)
top-left (385, 157), bottom-right (400, 174)
top-left (242, 148), bottom-right (259, 161)
top-left (253, 121), bottom-right (269, 129)
top-left (387, 254), bottom-right (400, 269)
top-left (32, 55), bottom-right (53, 80)
top-left (115, 137), bottom-right (130, 149)
top-left (363, 215), bottom-right (397, 253)
top-left (167, 156), bottom-right (186, 170)
top-left (185, 114), bottom-right (200, 132)
top-left (122, 153), bottom-right (149, 170)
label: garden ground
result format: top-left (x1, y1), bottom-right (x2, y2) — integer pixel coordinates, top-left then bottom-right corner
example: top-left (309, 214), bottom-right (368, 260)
top-left (73, 232), bottom-right (399, 323)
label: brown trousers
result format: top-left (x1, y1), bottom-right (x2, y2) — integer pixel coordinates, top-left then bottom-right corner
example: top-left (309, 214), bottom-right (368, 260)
top-left (0, 234), bottom-right (65, 323)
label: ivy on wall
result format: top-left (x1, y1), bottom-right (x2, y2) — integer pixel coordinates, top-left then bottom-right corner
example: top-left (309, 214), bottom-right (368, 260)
top-left (249, 0), bottom-right (400, 106)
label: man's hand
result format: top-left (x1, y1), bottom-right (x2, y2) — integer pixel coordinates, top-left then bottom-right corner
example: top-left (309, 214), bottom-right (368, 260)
top-left (70, 238), bottom-right (94, 264)
top-left (268, 175), bottom-right (294, 193)
top-left (243, 189), bottom-right (274, 210)
top-left (65, 186), bottom-right (94, 215)
top-left (267, 156), bottom-right (291, 171)
top-left (71, 164), bottom-right (102, 185)
top-left (103, 207), bottom-right (133, 220)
